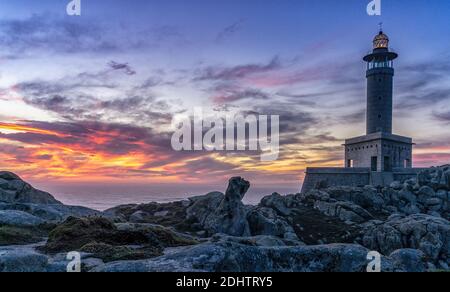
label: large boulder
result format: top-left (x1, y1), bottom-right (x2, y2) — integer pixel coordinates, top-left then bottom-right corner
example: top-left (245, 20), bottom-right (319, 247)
top-left (104, 200), bottom-right (192, 231)
top-left (185, 192), bottom-right (224, 227)
top-left (0, 248), bottom-right (48, 272)
top-left (93, 242), bottom-right (408, 272)
top-left (313, 200), bottom-right (374, 224)
top-left (389, 249), bottom-right (427, 273)
top-left (417, 166), bottom-right (450, 190)
top-left (0, 225), bottom-right (47, 246)
top-left (260, 193), bottom-right (293, 216)
top-left (0, 210), bottom-right (45, 227)
top-left (0, 172), bottom-right (61, 205)
top-left (43, 216), bottom-right (151, 253)
top-left (0, 203), bottom-right (100, 223)
top-left (203, 177), bottom-right (251, 237)
top-left (299, 190), bottom-right (375, 224)
top-left (247, 207), bottom-right (299, 241)
top-left (362, 214), bottom-right (450, 265)
top-left (319, 186), bottom-right (385, 213)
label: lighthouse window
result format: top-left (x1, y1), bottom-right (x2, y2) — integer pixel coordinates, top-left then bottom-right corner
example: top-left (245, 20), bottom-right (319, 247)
top-left (378, 114), bottom-right (382, 119)
top-left (379, 96), bottom-right (382, 100)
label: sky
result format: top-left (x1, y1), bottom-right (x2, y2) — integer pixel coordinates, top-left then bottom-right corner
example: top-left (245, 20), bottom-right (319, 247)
top-left (0, 0), bottom-right (449, 199)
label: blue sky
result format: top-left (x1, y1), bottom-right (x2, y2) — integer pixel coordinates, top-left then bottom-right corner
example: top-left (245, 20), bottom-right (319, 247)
top-left (0, 0), bottom-right (449, 196)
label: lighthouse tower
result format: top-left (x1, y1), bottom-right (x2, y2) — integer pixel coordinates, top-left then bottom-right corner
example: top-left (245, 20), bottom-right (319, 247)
top-left (344, 30), bottom-right (413, 173)
top-left (300, 29), bottom-right (424, 193)
top-left (301, 28), bottom-right (422, 193)
top-left (363, 31), bottom-right (398, 134)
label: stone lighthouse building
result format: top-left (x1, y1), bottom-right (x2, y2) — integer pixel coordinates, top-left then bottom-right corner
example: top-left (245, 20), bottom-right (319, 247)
top-left (302, 30), bottom-right (423, 193)
top-left (344, 31), bottom-right (413, 172)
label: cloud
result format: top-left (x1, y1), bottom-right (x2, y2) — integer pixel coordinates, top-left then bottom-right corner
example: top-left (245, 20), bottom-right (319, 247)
top-left (0, 13), bottom-right (117, 56)
top-left (194, 57), bottom-right (282, 81)
top-left (108, 61), bottom-right (137, 76)
top-left (0, 14), bottom-right (188, 58)
top-left (211, 85), bottom-right (271, 103)
top-left (216, 19), bottom-right (245, 42)
top-left (433, 110), bottom-right (450, 123)
top-left (15, 67), bottom-right (175, 124)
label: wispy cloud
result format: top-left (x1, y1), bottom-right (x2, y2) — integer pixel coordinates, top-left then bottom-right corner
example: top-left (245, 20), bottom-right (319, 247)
top-left (108, 61), bottom-right (137, 76)
top-left (216, 19), bottom-right (245, 42)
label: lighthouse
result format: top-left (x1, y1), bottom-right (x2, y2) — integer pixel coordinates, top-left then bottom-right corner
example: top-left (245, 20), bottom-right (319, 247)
top-left (344, 30), bottom-right (412, 173)
top-left (301, 29), bottom-right (423, 193)
top-left (363, 31), bottom-right (398, 134)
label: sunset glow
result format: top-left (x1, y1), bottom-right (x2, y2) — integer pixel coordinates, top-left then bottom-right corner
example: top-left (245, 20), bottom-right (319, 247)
top-left (0, 0), bottom-right (449, 196)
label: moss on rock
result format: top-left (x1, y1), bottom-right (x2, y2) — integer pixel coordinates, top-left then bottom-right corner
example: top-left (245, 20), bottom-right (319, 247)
top-left (79, 242), bottom-right (162, 262)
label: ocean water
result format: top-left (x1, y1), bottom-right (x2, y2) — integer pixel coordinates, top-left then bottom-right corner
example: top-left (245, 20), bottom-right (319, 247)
top-left (34, 183), bottom-right (301, 211)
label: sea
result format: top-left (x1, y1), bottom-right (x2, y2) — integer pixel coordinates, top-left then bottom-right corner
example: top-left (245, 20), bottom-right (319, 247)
top-left (32, 182), bottom-right (301, 211)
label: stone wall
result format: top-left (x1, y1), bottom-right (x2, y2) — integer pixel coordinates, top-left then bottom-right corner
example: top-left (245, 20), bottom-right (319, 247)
top-left (301, 167), bottom-right (424, 193)
top-left (301, 168), bottom-right (371, 193)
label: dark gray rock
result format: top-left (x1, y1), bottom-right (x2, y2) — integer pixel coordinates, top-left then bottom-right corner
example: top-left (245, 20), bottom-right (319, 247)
top-left (260, 193), bottom-right (292, 216)
top-left (0, 210), bottom-right (45, 227)
top-left (203, 177), bottom-right (251, 237)
top-left (93, 242), bottom-right (398, 272)
top-left (0, 172), bottom-right (61, 205)
top-left (299, 189), bottom-right (375, 223)
top-left (247, 207), bottom-right (299, 241)
top-left (362, 214), bottom-right (450, 264)
top-left (389, 249), bottom-right (426, 272)
top-left (0, 248), bottom-right (48, 272)
top-left (0, 202), bottom-right (100, 223)
top-left (185, 192), bottom-right (224, 226)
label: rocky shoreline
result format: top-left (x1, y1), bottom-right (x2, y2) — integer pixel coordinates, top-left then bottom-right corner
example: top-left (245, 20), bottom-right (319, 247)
top-left (0, 167), bottom-right (449, 272)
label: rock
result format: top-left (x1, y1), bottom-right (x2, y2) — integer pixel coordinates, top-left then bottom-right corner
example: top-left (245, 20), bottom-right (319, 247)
top-left (129, 211), bottom-right (147, 223)
top-left (398, 189), bottom-right (416, 204)
top-left (362, 214), bottom-right (450, 263)
top-left (399, 203), bottom-right (421, 215)
top-left (185, 192), bottom-right (224, 226)
top-left (0, 226), bottom-right (48, 246)
top-left (298, 188), bottom-right (375, 224)
top-left (260, 193), bottom-right (291, 216)
top-left (390, 181), bottom-right (403, 190)
top-left (115, 223), bottom-right (199, 247)
top-left (389, 249), bottom-right (426, 272)
top-left (104, 200), bottom-right (191, 231)
top-left (313, 200), bottom-right (374, 224)
top-left (417, 169), bottom-right (432, 187)
top-left (247, 207), bottom-right (299, 240)
top-left (436, 190), bottom-right (448, 200)
top-left (79, 242), bottom-right (161, 263)
top-left (43, 216), bottom-right (151, 253)
top-left (0, 248), bottom-right (48, 272)
top-left (417, 186), bottom-right (435, 204)
top-left (0, 210), bottom-right (45, 227)
top-left (426, 198), bottom-right (442, 207)
top-left (417, 166), bottom-right (450, 191)
top-left (0, 171), bottom-right (21, 181)
top-left (0, 172), bottom-right (62, 205)
top-left (210, 234), bottom-right (291, 247)
top-left (0, 203), bottom-right (100, 223)
top-left (203, 177), bottom-right (251, 237)
top-left (154, 211), bottom-right (169, 217)
top-left (321, 186), bottom-right (385, 212)
top-left (93, 242), bottom-right (396, 272)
